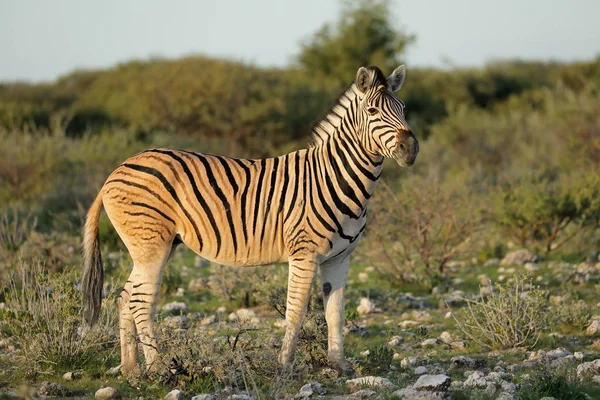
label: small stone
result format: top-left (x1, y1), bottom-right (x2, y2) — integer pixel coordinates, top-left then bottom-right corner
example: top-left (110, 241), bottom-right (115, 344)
top-left (332, 389), bottom-right (376, 400)
top-left (200, 314), bottom-right (216, 326)
top-left (586, 320), bottom-right (600, 335)
top-left (524, 262), bottom-right (539, 272)
top-left (478, 275), bottom-right (491, 286)
top-left (37, 381), bottom-right (71, 397)
top-left (392, 387), bottom-right (446, 399)
top-left (438, 331), bottom-right (453, 344)
top-left (393, 353), bottom-right (402, 360)
top-left (192, 395), bottom-right (216, 400)
top-left (346, 376), bottom-right (395, 391)
top-left (227, 394), bottom-right (252, 400)
top-left (162, 301), bottom-right (188, 314)
top-left (165, 389), bottom-right (184, 400)
top-left (450, 341), bottom-right (465, 349)
top-left (577, 359), bottom-right (600, 379)
top-left (450, 356), bottom-right (485, 370)
top-left (399, 320), bottom-right (420, 328)
top-left (106, 365), bottom-right (121, 376)
top-left (575, 352), bottom-right (585, 360)
top-left (95, 386), bottom-right (118, 400)
top-left (360, 350), bottom-right (371, 356)
top-left (163, 315), bottom-right (188, 330)
top-left (216, 306), bottom-right (226, 313)
top-left (63, 371), bottom-right (81, 381)
top-left (412, 374), bottom-right (451, 391)
top-left (484, 258), bottom-right (500, 267)
top-left (414, 366), bottom-right (428, 375)
top-left (296, 381), bottom-right (326, 398)
top-left (358, 272), bottom-right (369, 282)
top-left (420, 338), bottom-right (438, 347)
top-left (174, 287), bottom-right (185, 297)
top-left (357, 298), bottom-right (376, 316)
top-left (500, 249), bottom-right (539, 266)
top-left (401, 356), bottom-right (419, 368)
top-left (501, 381), bottom-right (516, 391)
top-left (188, 278), bottom-right (206, 293)
top-left (547, 347), bottom-right (572, 358)
top-left (388, 335), bottom-right (404, 347)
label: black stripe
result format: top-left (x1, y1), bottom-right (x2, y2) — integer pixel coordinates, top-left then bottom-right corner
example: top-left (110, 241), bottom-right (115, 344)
top-left (331, 140), bottom-right (371, 200)
top-left (106, 179), bottom-right (177, 214)
top-left (215, 156), bottom-right (239, 196)
top-left (284, 152), bottom-right (301, 222)
top-left (233, 159), bottom-right (251, 243)
top-left (260, 157), bottom-right (279, 245)
top-left (252, 159), bottom-right (268, 235)
top-left (131, 201), bottom-right (176, 224)
top-left (122, 163), bottom-right (203, 250)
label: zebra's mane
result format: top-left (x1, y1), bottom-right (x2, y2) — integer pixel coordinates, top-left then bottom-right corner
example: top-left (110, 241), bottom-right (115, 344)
top-left (307, 67), bottom-right (388, 149)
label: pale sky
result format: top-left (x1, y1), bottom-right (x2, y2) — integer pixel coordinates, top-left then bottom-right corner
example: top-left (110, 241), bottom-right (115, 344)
top-left (1, 0), bottom-right (599, 82)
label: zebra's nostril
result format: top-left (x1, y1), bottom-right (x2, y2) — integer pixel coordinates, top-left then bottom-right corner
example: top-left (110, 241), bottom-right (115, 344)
top-left (399, 143), bottom-right (406, 152)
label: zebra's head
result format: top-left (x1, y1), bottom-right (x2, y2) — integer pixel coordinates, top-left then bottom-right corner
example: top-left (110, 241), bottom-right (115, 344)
top-left (355, 65), bottom-right (419, 167)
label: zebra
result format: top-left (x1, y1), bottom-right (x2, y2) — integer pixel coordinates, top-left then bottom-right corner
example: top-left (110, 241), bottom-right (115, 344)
top-left (82, 65), bottom-right (418, 376)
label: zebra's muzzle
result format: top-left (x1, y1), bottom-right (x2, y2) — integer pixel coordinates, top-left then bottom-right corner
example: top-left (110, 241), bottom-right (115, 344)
top-left (394, 130), bottom-right (419, 167)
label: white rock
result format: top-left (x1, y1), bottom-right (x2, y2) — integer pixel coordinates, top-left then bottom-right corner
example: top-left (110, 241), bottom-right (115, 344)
top-left (412, 374), bottom-right (451, 391)
top-left (547, 347), bottom-right (572, 358)
top-left (274, 319), bottom-right (287, 328)
top-left (358, 272), bottom-right (369, 282)
top-left (192, 395), bottom-right (216, 400)
top-left (162, 301), bottom-right (188, 314)
top-left (227, 394), bottom-right (252, 400)
top-left (174, 287), bottom-right (185, 297)
top-left (420, 338), bottom-right (438, 347)
top-left (500, 249), bottom-right (539, 266)
top-left (450, 341), bottom-right (465, 349)
top-left (216, 306), bottom-right (227, 313)
top-left (296, 381), bottom-right (326, 398)
top-left (577, 359), bottom-right (600, 379)
top-left (438, 331), bottom-right (453, 344)
top-left (62, 371), bottom-right (81, 381)
top-left (399, 320), bottom-right (420, 328)
top-left (357, 298), bottom-right (376, 316)
top-left (105, 365), bottom-right (121, 376)
top-left (484, 259), bottom-right (500, 267)
top-left (401, 356), bottom-right (419, 368)
top-left (450, 356), bottom-right (483, 369)
top-left (524, 262), bottom-right (539, 272)
top-left (163, 315), bottom-right (188, 330)
top-left (360, 350), bottom-right (371, 356)
top-left (392, 387), bottom-right (446, 399)
top-left (501, 381), bottom-right (516, 391)
top-left (95, 387), bottom-right (118, 400)
top-left (586, 320), bottom-right (600, 335)
top-left (165, 389), bottom-right (184, 400)
top-left (414, 366), bottom-right (428, 375)
top-left (464, 371), bottom-right (487, 388)
top-left (346, 376), bottom-right (395, 391)
top-left (200, 314), bottom-right (216, 326)
top-left (575, 352), bottom-right (585, 360)
top-left (388, 335), bottom-right (404, 347)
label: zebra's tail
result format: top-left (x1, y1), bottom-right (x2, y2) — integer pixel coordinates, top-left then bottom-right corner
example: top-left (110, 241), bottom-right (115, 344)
top-left (82, 191), bottom-right (105, 326)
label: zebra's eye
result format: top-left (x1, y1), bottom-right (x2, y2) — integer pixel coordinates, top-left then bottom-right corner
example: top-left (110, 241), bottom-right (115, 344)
top-left (367, 107), bottom-right (379, 115)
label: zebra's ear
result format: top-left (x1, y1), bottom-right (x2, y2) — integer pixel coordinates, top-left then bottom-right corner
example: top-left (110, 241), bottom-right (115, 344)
top-left (355, 67), bottom-right (372, 93)
top-left (387, 65), bottom-right (406, 92)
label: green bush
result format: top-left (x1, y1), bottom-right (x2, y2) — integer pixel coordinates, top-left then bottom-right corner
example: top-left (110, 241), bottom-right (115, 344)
top-left (452, 277), bottom-right (546, 350)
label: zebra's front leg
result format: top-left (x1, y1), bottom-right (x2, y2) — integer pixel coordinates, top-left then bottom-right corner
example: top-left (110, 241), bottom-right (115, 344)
top-left (320, 255), bottom-right (355, 376)
top-left (278, 258), bottom-right (318, 366)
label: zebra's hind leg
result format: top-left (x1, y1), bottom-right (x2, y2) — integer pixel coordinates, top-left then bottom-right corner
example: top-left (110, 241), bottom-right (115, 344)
top-left (118, 280), bottom-right (138, 376)
top-left (279, 257), bottom-right (318, 366)
top-left (320, 256), bottom-right (355, 376)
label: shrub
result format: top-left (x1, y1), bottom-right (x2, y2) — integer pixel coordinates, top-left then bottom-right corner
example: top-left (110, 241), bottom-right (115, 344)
top-left (452, 277), bottom-right (546, 350)
top-left (494, 172), bottom-right (600, 255)
top-left (361, 174), bottom-right (481, 286)
top-left (518, 367), bottom-right (591, 400)
top-left (0, 261), bottom-right (117, 378)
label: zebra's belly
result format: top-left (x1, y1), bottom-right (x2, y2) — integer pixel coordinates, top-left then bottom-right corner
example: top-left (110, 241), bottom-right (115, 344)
top-left (191, 234), bottom-right (288, 267)
top-left (319, 215), bottom-right (366, 263)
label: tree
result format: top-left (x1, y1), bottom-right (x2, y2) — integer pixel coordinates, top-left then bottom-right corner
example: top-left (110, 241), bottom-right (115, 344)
top-left (297, 0), bottom-right (415, 90)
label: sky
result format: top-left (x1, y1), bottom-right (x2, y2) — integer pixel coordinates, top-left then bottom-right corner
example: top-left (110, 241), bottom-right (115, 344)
top-left (1, 0), bottom-right (599, 83)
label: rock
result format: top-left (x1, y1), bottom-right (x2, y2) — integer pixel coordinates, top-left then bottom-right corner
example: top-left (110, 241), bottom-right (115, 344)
top-left (438, 331), bottom-right (453, 344)
top-left (501, 381), bottom-right (516, 391)
top-left (62, 371), bottom-right (81, 381)
top-left (575, 351), bottom-right (585, 360)
top-left (449, 356), bottom-right (485, 370)
top-left (586, 320), bottom-right (600, 335)
top-left (401, 356), bottom-right (420, 368)
top-left (358, 272), bottom-right (369, 282)
top-left (484, 258), bottom-right (500, 267)
top-left (229, 309), bottom-right (259, 325)
top-left (478, 275), bottom-right (491, 286)
top-left (577, 359), bottom-right (600, 379)
top-left (162, 301), bottom-right (188, 314)
top-left (393, 387), bottom-right (446, 399)
top-left (192, 395), bottom-right (216, 400)
top-left (399, 320), bottom-right (420, 328)
top-left (388, 335), bottom-right (404, 347)
top-left (524, 262), bottom-right (539, 272)
top-left (37, 381), bottom-right (71, 397)
top-left (296, 381), bottom-right (326, 398)
top-left (188, 278), bottom-right (206, 293)
top-left (412, 374), bottom-right (451, 391)
top-left (174, 287), bottom-right (185, 297)
top-left (194, 255), bottom-right (211, 267)
top-left (95, 386), bottom-right (118, 400)
top-left (227, 394), bottom-right (252, 400)
top-left (497, 393), bottom-right (517, 400)
top-left (216, 306), bottom-right (227, 313)
top-left (357, 298), bottom-right (376, 316)
top-left (163, 315), bottom-right (188, 330)
top-left (450, 341), bottom-right (465, 349)
top-left (547, 347), bottom-right (573, 358)
top-left (346, 376), bottom-right (395, 391)
top-left (420, 338), bottom-right (438, 347)
top-left (360, 350), bottom-right (371, 356)
top-left (332, 389), bottom-right (376, 400)
top-left (106, 365), bottom-right (120, 376)
top-left (200, 314), bottom-right (216, 326)
top-left (414, 366), bottom-right (429, 375)
top-left (500, 249), bottom-right (539, 266)
top-left (463, 371), bottom-right (487, 388)
top-left (165, 389), bottom-right (184, 400)
top-left (344, 321), bottom-right (369, 337)
top-left (274, 318), bottom-right (287, 328)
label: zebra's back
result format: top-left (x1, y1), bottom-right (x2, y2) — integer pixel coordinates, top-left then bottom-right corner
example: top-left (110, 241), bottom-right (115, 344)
top-left (101, 148), bottom-right (310, 266)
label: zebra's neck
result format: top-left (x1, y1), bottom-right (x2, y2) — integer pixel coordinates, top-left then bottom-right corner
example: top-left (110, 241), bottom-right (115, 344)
top-left (307, 84), bottom-right (384, 215)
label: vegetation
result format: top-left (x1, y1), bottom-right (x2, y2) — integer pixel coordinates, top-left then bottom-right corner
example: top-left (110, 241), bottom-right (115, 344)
top-left (1, 0), bottom-right (600, 398)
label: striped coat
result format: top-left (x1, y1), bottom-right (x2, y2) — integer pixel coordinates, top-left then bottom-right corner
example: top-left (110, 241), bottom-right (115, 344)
top-left (83, 65), bottom-right (418, 376)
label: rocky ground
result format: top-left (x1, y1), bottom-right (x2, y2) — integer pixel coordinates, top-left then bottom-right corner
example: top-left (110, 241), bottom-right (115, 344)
top-left (1, 248), bottom-right (600, 399)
